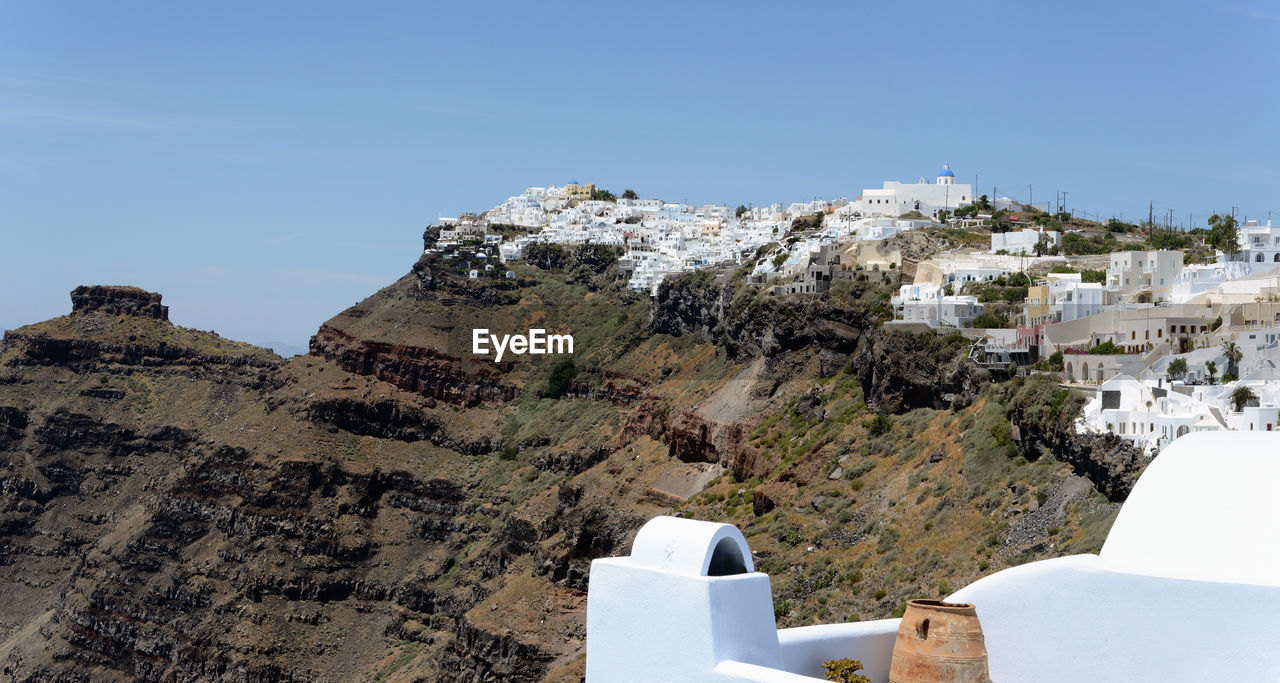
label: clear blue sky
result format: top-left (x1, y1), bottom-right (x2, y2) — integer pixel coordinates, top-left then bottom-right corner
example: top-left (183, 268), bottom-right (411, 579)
top-left (2, 1), bottom-right (1277, 352)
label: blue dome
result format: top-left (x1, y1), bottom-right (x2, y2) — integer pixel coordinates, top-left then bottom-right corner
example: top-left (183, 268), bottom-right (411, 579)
top-left (938, 168), bottom-right (955, 177)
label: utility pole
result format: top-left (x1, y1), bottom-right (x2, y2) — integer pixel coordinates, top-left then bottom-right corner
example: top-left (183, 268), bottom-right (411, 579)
top-left (1149, 201), bottom-right (1154, 241)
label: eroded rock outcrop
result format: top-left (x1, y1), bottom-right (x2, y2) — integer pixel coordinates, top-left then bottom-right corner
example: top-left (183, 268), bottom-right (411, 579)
top-left (71, 285), bottom-right (169, 320)
top-left (1003, 376), bottom-right (1147, 501)
top-left (309, 324), bottom-right (517, 407)
top-left (2, 333), bottom-right (281, 377)
top-left (649, 274), bottom-right (871, 359)
top-left (853, 329), bottom-right (984, 414)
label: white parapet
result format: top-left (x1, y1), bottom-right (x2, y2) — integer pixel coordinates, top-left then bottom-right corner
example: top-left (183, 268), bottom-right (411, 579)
top-left (585, 517), bottom-right (787, 682)
top-left (587, 433), bottom-right (1280, 682)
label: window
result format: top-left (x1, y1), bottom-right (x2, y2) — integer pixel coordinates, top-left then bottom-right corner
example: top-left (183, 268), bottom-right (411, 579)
top-left (1158, 329), bottom-right (1162, 338)
top-left (1131, 331), bottom-right (1136, 340)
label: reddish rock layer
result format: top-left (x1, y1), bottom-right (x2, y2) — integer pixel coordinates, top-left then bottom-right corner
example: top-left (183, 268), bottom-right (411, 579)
top-left (309, 324), bottom-right (517, 407)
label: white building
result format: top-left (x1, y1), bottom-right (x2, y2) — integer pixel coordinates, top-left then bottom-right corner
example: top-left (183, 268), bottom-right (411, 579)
top-left (891, 283), bottom-right (984, 327)
top-left (1044, 275), bottom-right (1106, 322)
top-left (990, 228), bottom-right (1060, 255)
top-left (1232, 219), bottom-right (1280, 266)
top-left (1106, 250), bottom-right (1183, 303)
top-left (1170, 261), bottom-right (1254, 303)
top-left (854, 164), bottom-right (973, 220)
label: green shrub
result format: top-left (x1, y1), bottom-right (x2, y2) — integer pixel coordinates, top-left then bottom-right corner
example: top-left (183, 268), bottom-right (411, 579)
top-left (867, 415), bottom-right (892, 436)
top-left (822, 658), bottom-right (871, 683)
top-left (1088, 341), bottom-right (1126, 354)
top-left (545, 359), bottom-right (577, 398)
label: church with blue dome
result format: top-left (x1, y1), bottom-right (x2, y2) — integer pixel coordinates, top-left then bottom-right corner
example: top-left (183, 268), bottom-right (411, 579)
top-left (937, 163), bottom-right (956, 184)
top-left (854, 162), bottom-right (972, 220)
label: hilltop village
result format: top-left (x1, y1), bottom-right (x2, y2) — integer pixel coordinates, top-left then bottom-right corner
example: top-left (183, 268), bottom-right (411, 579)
top-left (435, 167), bottom-right (1280, 458)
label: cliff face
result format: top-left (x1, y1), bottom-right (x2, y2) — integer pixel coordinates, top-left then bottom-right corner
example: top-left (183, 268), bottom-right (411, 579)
top-left (0, 268), bottom-right (1128, 682)
top-left (71, 285), bottom-right (169, 321)
top-left (309, 324), bottom-right (517, 408)
top-left (1001, 377), bottom-right (1146, 501)
top-left (649, 274), bottom-right (874, 360)
top-left (852, 329), bottom-right (985, 414)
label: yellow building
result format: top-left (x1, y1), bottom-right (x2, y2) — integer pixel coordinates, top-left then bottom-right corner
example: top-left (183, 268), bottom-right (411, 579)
top-left (1025, 285), bottom-right (1051, 326)
top-left (565, 183), bottom-right (596, 199)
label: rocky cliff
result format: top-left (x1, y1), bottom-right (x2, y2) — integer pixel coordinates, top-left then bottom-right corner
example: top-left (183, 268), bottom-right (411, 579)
top-left (71, 285), bottom-right (169, 321)
top-left (649, 272), bottom-right (879, 361)
top-left (852, 329), bottom-right (985, 414)
top-left (0, 267), bottom-right (1133, 682)
top-left (309, 324), bottom-right (517, 408)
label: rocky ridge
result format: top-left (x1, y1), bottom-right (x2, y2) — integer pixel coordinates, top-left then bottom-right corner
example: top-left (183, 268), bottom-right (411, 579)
top-left (0, 264), bottom-right (1142, 682)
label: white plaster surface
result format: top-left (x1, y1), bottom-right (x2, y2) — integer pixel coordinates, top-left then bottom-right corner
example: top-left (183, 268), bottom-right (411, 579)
top-left (949, 432), bottom-right (1280, 681)
top-left (587, 435), bottom-right (1280, 682)
top-left (628, 515), bottom-right (754, 576)
top-left (949, 554), bottom-right (1280, 681)
top-left (1100, 431), bottom-right (1280, 585)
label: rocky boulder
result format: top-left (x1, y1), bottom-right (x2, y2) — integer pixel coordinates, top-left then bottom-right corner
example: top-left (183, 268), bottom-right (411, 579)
top-left (71, 285), bottom-right (168, 320)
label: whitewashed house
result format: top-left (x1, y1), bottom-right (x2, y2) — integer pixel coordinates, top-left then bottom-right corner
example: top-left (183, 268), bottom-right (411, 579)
top-left (990, 227), bottom-right (1060, 255)
top-left (891, 283), bottom-right (984, 327)
top-left (1106, 250), bottom-right (1183, 303)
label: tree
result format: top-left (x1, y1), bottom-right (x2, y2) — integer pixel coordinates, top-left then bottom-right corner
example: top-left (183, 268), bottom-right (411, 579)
top-left (591, 188), bottom-right (617, 202)
top-left (1205, 360), bottom-right (1217, 385)
top-left (1033, 232), bottom-right (1051, 257)
top-left (1047, 350), bottom-right (1064, 371)
top-left (735, 204), bottom-right (749, 219)
top-left (620, 189), bottom-right (638, 200)
top-left (1167, 357), bottom-right (1188, 381)
top-left (1223, 340), bottom-right (1242, 377)
top-left (1207, 213), bottom-right (1240, 254)
top-left (1231, 385), bottom-right (1258, 412)
top-left (545, 359), bottom-right (577, 398)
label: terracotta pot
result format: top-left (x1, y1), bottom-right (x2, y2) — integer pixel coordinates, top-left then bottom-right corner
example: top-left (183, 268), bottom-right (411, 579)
top-left (889, 599), bottom-right (991, 683)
